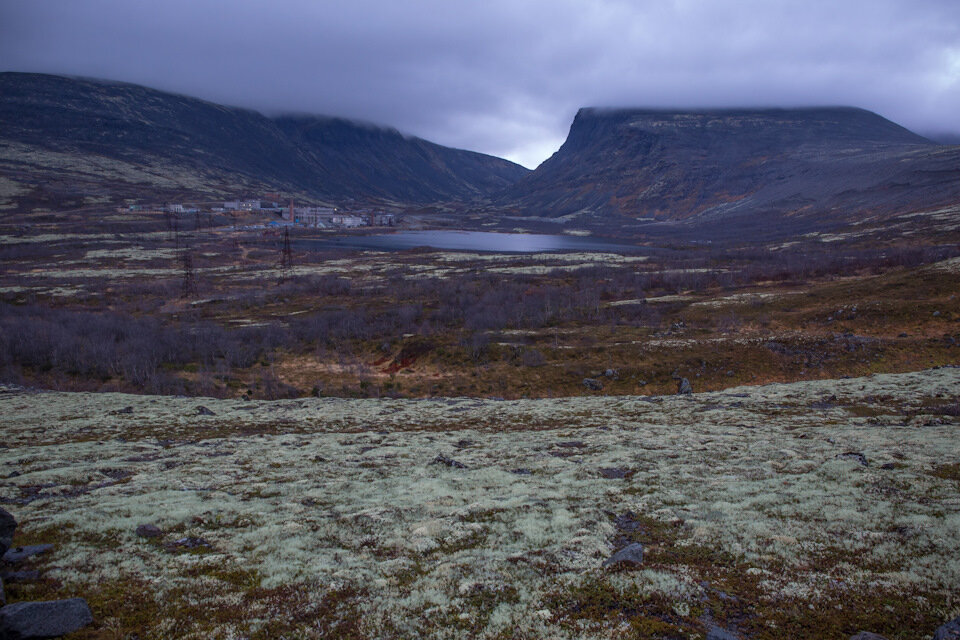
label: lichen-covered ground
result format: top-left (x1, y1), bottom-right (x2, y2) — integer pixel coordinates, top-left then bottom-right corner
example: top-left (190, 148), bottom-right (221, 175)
top-left (1, 369), bottom-right (959, 639)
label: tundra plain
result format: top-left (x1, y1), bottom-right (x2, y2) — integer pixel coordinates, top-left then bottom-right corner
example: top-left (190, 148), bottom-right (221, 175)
top-left (1, 368), bottom-right (959, 638)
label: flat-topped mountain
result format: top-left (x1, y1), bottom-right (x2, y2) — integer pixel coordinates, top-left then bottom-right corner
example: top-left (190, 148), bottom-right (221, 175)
top-left (496, 107), bottom-right (960, 227)
top-left (0, 72), bottom-right (528, 211)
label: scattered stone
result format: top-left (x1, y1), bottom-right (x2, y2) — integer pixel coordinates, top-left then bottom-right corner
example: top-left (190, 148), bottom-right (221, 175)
top-left (430, 455), bottom-right (466, 469)
top-left (0, 598), bottom-right (93, 639)
top-left (836, 451), bottom-right (869, 466)
top-left (582, 378), bottom-right (603, 391)
top-left (933, 615), bottom-right (960, 640)
top-left (510, 468), bottom-right (532, 476)
top-left (880, 462), bottom-right (897, 470)
top-left (196, 406), bottom-right (215, 416)
top-left (602, 542), bottom-right (644, 568)
top-left (849, 632), bottom-right (889, 640)
top-left (705, 620), bottom-right (741, 640)
top-left (0, 508), bottom-right (15, 557)
top-left (898, 332), bottom-right (909, 338)
top-left (636, 379), bottom-right (647, 386)
top-left (933, 311), bottom-right (941, 317)
top-left (111, 406), bottom-right (134, 415)
top-left (135, 524), bottom-right (163, 539)
top-left (599, 467), bottom-right (633, 479)
top-left (2, 545), bottom-right (53, 564)
top-left (0, 571), bottom-right (41, 583)
top-left (603, 368), bottom-right (619, 379)
top-left (169, 536), bottom-right (210, 550)
top-left (677, 378), bottom-right (693, 395)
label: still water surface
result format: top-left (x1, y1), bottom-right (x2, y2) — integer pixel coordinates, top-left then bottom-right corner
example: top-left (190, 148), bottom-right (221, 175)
top-left (296, 230), bottom-right (643, 253)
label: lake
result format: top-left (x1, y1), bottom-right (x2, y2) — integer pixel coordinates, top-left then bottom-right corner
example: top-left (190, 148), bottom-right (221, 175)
top-left (294, 230), bottom-right (644, 253)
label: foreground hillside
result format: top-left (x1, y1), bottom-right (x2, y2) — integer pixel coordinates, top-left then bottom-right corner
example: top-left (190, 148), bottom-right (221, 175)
top-left (0, 72), bottom-right (528, 212)
top-left (496, 107), bottom-right (960, 238)
top-left (1, 369), bottom-right (959, 638)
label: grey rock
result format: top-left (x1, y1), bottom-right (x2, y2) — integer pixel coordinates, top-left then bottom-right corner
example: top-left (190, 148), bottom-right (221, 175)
top-left (582, 378), bottom-right (603, 391)
top-left (706, 623), bottom-right (740, 640)
top-left (837, 451), bottom-right (869, 466)
top-left (0, 598), bottom-right (93, 639)
top-left (602, 542), bottom-right (644, 568)
top-left (599, 467), bottom-right (632, 479)
top-left (430, 455), bottom-right (466, 469)
top-left (0, 571), bottom-right (41, 583)
top-left (168, 536), bottom-right (210, 550)
top-left (603, 368), bottom-right (618, 379)
top-left (196, 405), bottom-right (215, 416)
top-left (135, 524), bottom-right (163, 539)
top-left (849, 633), bottom-right (889, 640)
top-left (2, 545), bottom-right (53, 564)
top-left (677, 378), bottom-right (693, 394)
top-left (933, 615), bottom-right (960, 640)
top-left (0, 509), bottom-right (15, 557)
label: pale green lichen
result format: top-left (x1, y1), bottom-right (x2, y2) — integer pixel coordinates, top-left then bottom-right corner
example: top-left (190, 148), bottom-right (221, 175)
top-left (0, 368), bottom-right (958, 637)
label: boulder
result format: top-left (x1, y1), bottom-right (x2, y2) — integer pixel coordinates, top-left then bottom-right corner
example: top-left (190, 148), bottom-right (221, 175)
top-left (602, 542), bottom-right (644, 568)
top-left (135, 524), bottom-right (163, 539)
top-left (196, 406), bottom-right (215, 416)
top-left (677, 378), bottom-right (693, 395)
top-left (0, 509), bottom-right (15, 557)
top-left (431, 455), bottom-right (466, 469)
top-left (0, 571), bottom-right (40, 584)
top-left (849, 633), bottom-right (888, 640)
top-left (598, 467), bottom-right (633, 479)
top-left (582, 378), bottom-right (603, 391)
top-left (933, 615), bottom-right (960, 640)
top-left (0, 598), bottom-right (93, 639)
top-left (837, 451), bottom-right (869, 466)
top-left (2, 545), bottom-right (53, 564)
top-left (706, 623), bottom-right (740, 640)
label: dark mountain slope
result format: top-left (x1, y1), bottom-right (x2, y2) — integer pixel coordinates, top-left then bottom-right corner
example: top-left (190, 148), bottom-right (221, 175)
top-left (496, 107), bottom-right (960, 227)
top-left (273, 116), bottom-right (525, 202)
top-left (0, 72), bottom-right (527, 210)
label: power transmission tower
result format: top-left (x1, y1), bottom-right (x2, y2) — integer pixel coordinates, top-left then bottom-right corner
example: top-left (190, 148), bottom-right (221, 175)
top-left (181, 248), bottom-right (196, 298)
top-left (278, 227), bottom-right (293, 283)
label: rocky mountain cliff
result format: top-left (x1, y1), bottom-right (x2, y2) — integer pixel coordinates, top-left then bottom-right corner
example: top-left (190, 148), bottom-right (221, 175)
top-left (496, 107), bottom-right (960, 228)
top-left (0, 73), bottom-right (528, 211)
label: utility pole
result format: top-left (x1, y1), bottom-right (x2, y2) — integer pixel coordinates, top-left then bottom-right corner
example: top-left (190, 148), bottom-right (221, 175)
top-left (181, 247), bottom-right (196, 298)
top-left (278, 227), bottom-right (293, 283)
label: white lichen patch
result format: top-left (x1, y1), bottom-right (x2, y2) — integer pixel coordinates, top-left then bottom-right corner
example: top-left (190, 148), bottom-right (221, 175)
top-left (83, 247), bottom-right (178, 261)
top-left (1, 368), bottom-right (958, 637)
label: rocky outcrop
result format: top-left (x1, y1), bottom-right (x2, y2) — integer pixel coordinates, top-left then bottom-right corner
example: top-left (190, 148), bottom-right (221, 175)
top-left (0, 598), bottom-right (93, 639)
top-left (601, 542), bottom-right (644, 568)
top-left (933, 616), bottom-right (960, 640)
top-left (0, 509), bottom-right (94, 638)
top-left (0, 510), bottom-right (16, 558)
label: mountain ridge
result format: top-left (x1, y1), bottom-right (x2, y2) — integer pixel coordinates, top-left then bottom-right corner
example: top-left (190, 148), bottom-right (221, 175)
top-left (496, 106), bottom-right (960, 229)
top-left (0, 72), bottom-right (528, 211)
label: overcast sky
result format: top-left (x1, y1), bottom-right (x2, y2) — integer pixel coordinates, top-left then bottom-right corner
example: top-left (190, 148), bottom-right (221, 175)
top-left (2, 0), bottom-right (959, 168)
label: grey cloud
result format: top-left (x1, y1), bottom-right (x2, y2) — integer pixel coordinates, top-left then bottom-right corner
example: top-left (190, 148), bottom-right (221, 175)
top-left (1, 0), bottom-right (958, 168)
